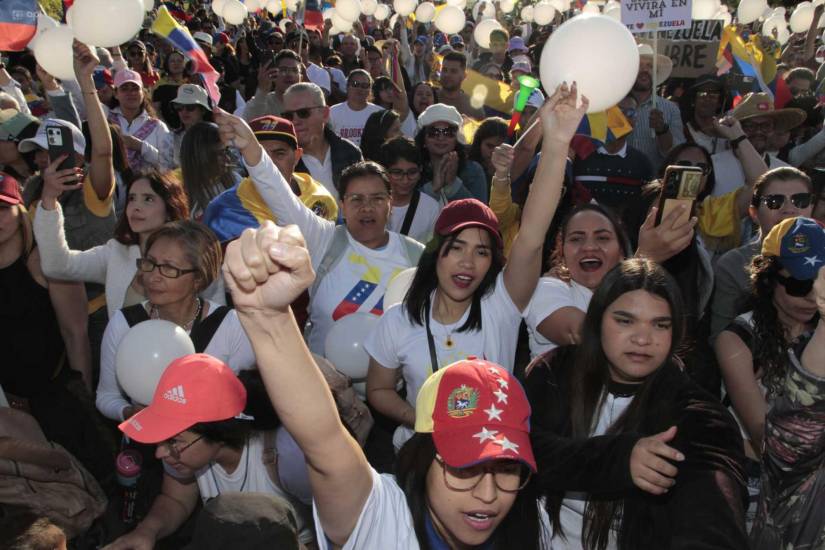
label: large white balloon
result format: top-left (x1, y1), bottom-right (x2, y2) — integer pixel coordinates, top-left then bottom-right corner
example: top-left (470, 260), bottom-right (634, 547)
top-left (394, 0), bottom-right (417, 16)
top-left (520, 5), bottom-right (534, 21)
top-left (361, 0), bottom-right (378, 16)
top-left (581, 2), bottom-right (600, 13)
top-left (29, 12), bottom-right (60, 50)
top-left (336, 0), bottom-right (362, 21)
top-left (373, 2), bottom-right (391, 19)
top-left (331, 11), bottom-right (354, 31)
top-left (416, 1), bottom-right (436, 22)
top-left (143, 0), bottom-right (155, 11)
top-left (383, 268), bottom-right (417, 309)
top-left (500, 0), bottom-right (515, 14)
top-left (212, 0), bottom-right (228, 14)
top-left (762, 15), bottom-right (786, 38)
top-left (714, 9), bottom-right (732, 25)
top-left (34, 25), bottom-right (77, 81)
top-left (790, 2), bottom-right (815, 33)
top-left (474, 18), bottom-right (503, 48)
top-left (533, 1), bottom-right (556, 25)
top-left (324, 313), bottom-right (380, 382)
top-left (604, 4), bottom-right (621, 20)
top-left (539, 14), bottom-right (638, 113)
top-left (447, 0), bottom-right (467, 9)
top-left (548, 0), bottom-right (567, 12)
top-left (115, 320), bottom-right (196, 406)
top-left (71, 0), bottom-right (144, 48)
top-left (222, 0), bottom-right (249, 24)
top-left (737, 0), bottom-right (768, 25)
top-left (434, 5), bottom-right (465, 34)
top-left (244, 0), bottom-right (262, 11)
top-left (692, 0), bottom-right (720, 19)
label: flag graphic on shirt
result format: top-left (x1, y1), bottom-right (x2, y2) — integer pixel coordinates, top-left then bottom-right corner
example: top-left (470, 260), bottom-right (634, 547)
top-left (331, 255), bottom-right (383, 320)
top-left (0, 0), bottom-right (37, 51)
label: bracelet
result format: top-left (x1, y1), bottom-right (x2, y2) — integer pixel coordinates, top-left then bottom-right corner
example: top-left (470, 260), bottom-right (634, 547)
top-left (493, 173), bottom-right (510, 182)
top-left (730, 135), bottom-right (748, 151)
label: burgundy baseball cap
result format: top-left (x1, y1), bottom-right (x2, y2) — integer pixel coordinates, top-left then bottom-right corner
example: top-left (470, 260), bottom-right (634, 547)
top-left (434, 198), bottom-right (502, 248)
top-left (249, 116), bottom-right (298, 149)
top-left (0, 172), bottom-right (23, 206)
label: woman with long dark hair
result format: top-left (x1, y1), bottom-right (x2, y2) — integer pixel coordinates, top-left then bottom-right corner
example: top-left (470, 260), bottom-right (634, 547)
top-left (179, 122), bottom-right (241, 218)
top-left (526, 258), bottom-right (748, 549)
top-left (468, 117), bottom-right (508, 184)
top-left (361, 108), bottom-right (402, 163)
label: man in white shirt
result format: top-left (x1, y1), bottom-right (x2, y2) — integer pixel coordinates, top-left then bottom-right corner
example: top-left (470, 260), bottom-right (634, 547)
top-left (328, 69), bottom-right (382, 147)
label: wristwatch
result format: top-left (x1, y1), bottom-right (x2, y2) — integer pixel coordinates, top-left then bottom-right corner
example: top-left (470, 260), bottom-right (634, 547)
top-left (730, 135), bottom-right (748, 151)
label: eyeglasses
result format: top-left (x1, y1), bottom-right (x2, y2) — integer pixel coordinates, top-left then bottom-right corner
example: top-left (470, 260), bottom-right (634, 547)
top-left (343, 192), bottom-right (390, 209)
top-left (174, 104), bottom-right (201, 112)
top-left (388, 167), bottom-right (421, 180)
top-left (160, 435), bottom-right (204, 459)
top-left (281, 106), bottom-right (324, 120)
top-left (277, 66), bottom-right (301, 75)
top-left (741, 120), bottom-right (775, 134)
top-left (776, 272), bottom-right (814, 297)
top-left (426, 126), bottom-right (458, 138)
top-left (674, 160), bottom-right (711, 175)
top-left (695, 90), bottom-right (721, 99)
top-left (136, 258), bottom-right (198, 279)
top-left (348, 80), bottom-right (371, 89)
top-left (435, 455), bottom-right (531, 493)
top-left (754, 193), bottom-right (814, 210)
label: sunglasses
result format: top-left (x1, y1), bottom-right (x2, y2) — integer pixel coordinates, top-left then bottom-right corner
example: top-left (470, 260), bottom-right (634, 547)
top-left (754, 193), bottom-right (814, 210)
top-left (281, 105), bottom-right (324, 120)
top-left (776, 272), bottom-right (814, 297)
top-left (675, 160), bottom-right (711, 175)
top-left (348, 80), bottom-right (371, 89)
top-left (174, 104), bottom-right (201, 112)
top-left (426, 126), bottom-right (458, 138)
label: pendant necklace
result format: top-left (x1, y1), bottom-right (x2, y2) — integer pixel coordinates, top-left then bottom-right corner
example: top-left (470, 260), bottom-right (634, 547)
top-left (150, 297), bottom-right (202, 332)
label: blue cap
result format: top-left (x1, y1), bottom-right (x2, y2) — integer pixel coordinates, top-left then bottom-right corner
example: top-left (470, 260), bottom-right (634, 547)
top-left (415, 35), bottom-right (428, 46)
top-left (762, 217), bottom-right (825, 280)
top-left (433, 32), bottom-right (447, 48)
top-left (450, 35), bottom-right (464, 46)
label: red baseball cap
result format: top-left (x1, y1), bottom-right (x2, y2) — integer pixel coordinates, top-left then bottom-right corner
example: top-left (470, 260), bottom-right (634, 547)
top-left (434, 198), bottom-right (503, 249)
top-left (415, 357), bottom-right (536, 472)
top-left (249, 115), bottom-right (298, 149)
top-left (119, 354), bottom-right (247, 444)
top-left (0, 172), bottom-right (22, 206)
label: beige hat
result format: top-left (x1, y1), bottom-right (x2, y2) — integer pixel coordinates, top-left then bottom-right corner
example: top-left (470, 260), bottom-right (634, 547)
top-left (637, 44), bottom-right (673, 86)
top-left (172, 84), bottom-right (211, 110)
top-left (731, 92), bottom-right (806, 134)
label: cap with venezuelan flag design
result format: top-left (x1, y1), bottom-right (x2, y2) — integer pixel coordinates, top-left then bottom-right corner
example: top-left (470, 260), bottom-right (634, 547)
top-left (762, 217), bottom-right (825, 281)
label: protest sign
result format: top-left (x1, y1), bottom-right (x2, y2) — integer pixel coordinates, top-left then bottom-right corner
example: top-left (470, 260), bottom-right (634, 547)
top-left (621, 0), bottom-right (692, 33)
top-left (638, 19), bottom-right (722, 79)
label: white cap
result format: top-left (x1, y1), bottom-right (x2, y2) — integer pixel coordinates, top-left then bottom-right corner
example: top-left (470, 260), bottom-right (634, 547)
top-left (193, 31), bottom-right (214, 47)
top-left (306, 63), bottom-right (331, 94)
top-left (417, 103), bottom-right (466, 143)
top-left (19, 118), bottom-right (86, 156)
top-left (172, 83), bottom-right (211, 109)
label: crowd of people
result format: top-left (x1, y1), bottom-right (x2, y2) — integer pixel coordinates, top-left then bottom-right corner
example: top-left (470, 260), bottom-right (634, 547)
top-left (1, 0), bottom-right (825, 548)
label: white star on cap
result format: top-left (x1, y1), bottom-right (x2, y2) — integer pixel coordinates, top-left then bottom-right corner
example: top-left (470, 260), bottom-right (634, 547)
top-left (493, 436), bottom-right (520, 453)
top-left (488, 367), bottom-right (500, 375)
top-left (473, 427), bottom-right (499, 442)
top-left (803, 255), bottom-right (821, 267)
top-left (496, 378), bottom-right (509, 389)
top-left (484, 404), bottom-right (503, 421)
top-left (493, 389), bottom-right (509, 404)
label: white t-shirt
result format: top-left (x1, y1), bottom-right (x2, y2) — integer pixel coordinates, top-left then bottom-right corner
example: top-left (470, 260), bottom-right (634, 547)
top-left (524, 277), bottom-right (593, 359)
top-left (710, 150), bottom-right (789, 197)
top-left (329, 102), bottom-right (383, 147)
top-left (301, 145), bottom-right (336, 199)
top-left (400, 110), bottom-right (417, 139)
top-left (196, 429), bottom-right (314, 543)
top-left (388, 192), bottom-right (441, 244)
top-left (364, 272), bottom-right (522, 449)
top-left (554, 392), bottom-right (632, 550)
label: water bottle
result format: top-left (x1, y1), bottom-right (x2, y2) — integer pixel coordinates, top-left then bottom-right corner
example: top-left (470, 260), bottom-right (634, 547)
top-left (116, 449), bottom-right (143, 525)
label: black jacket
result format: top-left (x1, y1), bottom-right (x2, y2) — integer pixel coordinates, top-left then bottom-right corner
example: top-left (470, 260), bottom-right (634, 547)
top-left (525, 347), bottom-right (749, 550)
top-left (295, 126), bottom-right (362, 194)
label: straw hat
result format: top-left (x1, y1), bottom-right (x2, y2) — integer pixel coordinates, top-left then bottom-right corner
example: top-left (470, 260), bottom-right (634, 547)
top-left (637, 44), bottom-right (673, 85)
top-left (731, 92), bottom-right (807, 134)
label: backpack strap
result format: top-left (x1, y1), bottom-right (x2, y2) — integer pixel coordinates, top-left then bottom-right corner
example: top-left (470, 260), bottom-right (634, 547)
top-left (121, 304), bottom-right (150, 327)
top-left (261, 430), bottom-right (280, 488)
top-left (399, 190), bottom-right (420, 236)
top-left (309, 225), bottom-right (350, 298)
top-left (190, 305), bottom-right (231, 353)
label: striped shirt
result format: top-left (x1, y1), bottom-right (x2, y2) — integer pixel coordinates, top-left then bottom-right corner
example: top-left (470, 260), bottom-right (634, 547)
top-left (627, 95), bottom-right (686, 172)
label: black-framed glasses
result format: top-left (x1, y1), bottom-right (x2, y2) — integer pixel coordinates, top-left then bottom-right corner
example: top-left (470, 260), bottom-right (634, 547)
top-left (426, 126), bottom-right (458, 138)
top-left (348, 80), bottom-right (371, 89)
top-left (343, 192), bottom-right (390, 209)
top-left (776, 272), bottom-right (814, 297)
top-left (741, 120), bottom-right (775, 134)
top-left (161, 435), bottom-right (204, 459)
top-left (388, 167), bottom-right (421, 180)
top-left (174, 104), bottom-right (201, 112)
top-left (281, 106), bottom-right (324, 120)
top-left (435, 455), bottom-right (531, 493)
top-left (754, 193), bottom-right (814, 210)
top-left (674, 160), bottom-right (711, 175)
top-left (136, 258), bottom-right (198, 279)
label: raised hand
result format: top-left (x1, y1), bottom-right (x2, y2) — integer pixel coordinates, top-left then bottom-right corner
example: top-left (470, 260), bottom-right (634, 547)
top-left (713, 116), bottom-right (746, 141)
top-left (636, 205), bottom-right (697, 263)
top-left (214, 107), bottom-right (257, 155)
top-left (73, 40), bottom-right (100, 81)
top-left (491, 143), bottom-right (515, 179)
top-left (540, 82), bottom-right (589, 148)
top-left (630, 426), bottom-right (685, 495)
top-left (41, 155), bottom-right (84, 210)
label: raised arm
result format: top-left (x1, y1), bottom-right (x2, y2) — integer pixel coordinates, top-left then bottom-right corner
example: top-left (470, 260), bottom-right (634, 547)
top-left (224, 222), bottom-right (373, 546)
top-left (713, 117), bottom-right (765, 216)
top-left (504, 84), bottom-right (587, 311)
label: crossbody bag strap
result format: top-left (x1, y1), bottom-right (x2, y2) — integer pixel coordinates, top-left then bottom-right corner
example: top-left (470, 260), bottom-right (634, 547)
top-left (399, 190), bottom-right (420, 236)
top-left (424, 297), bottom-right (439, 374)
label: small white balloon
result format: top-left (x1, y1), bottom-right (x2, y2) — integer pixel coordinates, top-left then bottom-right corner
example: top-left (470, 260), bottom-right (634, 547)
top-left (714, 9), bottom-right (732, 25)
top-left (244, 0), bottom-right (262, 11)
top-left (383, 268), bottom-right (417, 309)
top-left (776, 25), bottom-right (790, 45)
top-left (520, 4), bottom-right (534, 21)
top-left (434, 5), bottom-right (465, 34)
top-left (762, 15), bottom-right (785, 38)
top-left (416, 1), bottom-right (436, 22)
top-left (115, 320), bottom-right (196, 406)
top-left (34, 25), bottom-right (77, 81)
top-left (447, 0), bottom-right (467, 9)
top-left (222, 0), bottom-right (249, 24)
top-left (533, 1), bottom-right (556, 25)
top-left (212, 0), bottom-right (228, 14)
top-left (474, 18), bottom-right (503, 49)
top-left (500, 0), bottom-right (515, 14)
top-left (374, 3), bottom-right (391, 19)
top-left (361, 0), bottom-right (378, 16)
top-left (539, 14), bottom-right (639, 113)
top-left (394, 0), bottom-right (417, 16)
top-left (790, 2), bottom-right (815, 34)
top-left (548, 0), bottom-right (566, 12)
top-left (336, 0), bottom-right (362, 21)
top-left (389, 12), bottom-right (399, 28)
top-left (71, 0), bottom-right (144, 48)
top-left (604, 4), bottom-right (621, 20)
top-left (581, 2), bottom-right (599, 13)
top-left (737, 0), bottom-right (768, 25)
top-left (29, 12), bottom-right (60, 49)
top-left (279, 18), bottom-right (291, 32)
top-left (332, 10), bottom-right (354, 30)
top-left (473, 0), bottom-right (496, 20)
top-left (692, 0), bottom-right (720, 19)
top-left (324, 313), bottom-right (381, 381)
top-left (143, 0), bottom-right (155, 11)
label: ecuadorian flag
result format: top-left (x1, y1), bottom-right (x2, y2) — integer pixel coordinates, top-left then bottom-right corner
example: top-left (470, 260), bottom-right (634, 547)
top-left (151, 6), bottom-right (220, 103)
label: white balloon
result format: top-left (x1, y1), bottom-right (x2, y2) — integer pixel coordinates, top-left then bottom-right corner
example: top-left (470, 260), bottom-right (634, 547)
top-left (533, 1), bottom-right (556, 25)
top-left (820, 12), bottom-right (825, 28)
top-left (605, 0), bottom-right (619, 8)
top-left (416, 1), bottom-right (436, 22)
top-left (692, 0), bottom-right (720, 19)
top-left (474, 18), bottom-right (503, 49)
top-left (34, 25), bottom-right (77, 81)
top-left (604, 4), bottom-right (621, 20)
top-left (737, 0), bottom-right (768, 25)
top-left (374, 3), bottom-right (391, 19)
top-left (434, 5), bottom-right (465, 34)
top-left (499, 0), bottom-right (515, 14)
top-left (143, 0), bottom-right (155, 11)
top-left (389, 12), bottom-right (399, 29)
top-left (222, 0), bottom-right (249, 24)
top-left (548, 0), bottom-right (567, 12)
top-left (29, 12), bottom-right (59, 49)
top-left (815, 0), bottom-right (825, 7)
top-left (279, 18), bottom-right (291, 32)
top-left (212, 0), bottom-right (228, 14)
top-left (762, 15), bottom-right (786, 38)
top-left (714, 9), bottom-right (732, 25)
top-left (582, 2), bottom-right (600, 13)
top-left (776, 24), bottom-right (790, 45)
top-left (361, 0), bottom-right (378, 16)
top-left (473, 0), bottom-right (496, 20)
top-left (447, 0), bottom-right (467, 9)
top-left (790, 2), bottom-right (815, 34)
top-left (520, 4), bottom-right (534, 21)
top-left (332, 10), bottom-right (354, 30)
top-left (383, 268), bottom-right (417, 309)
top-left (244, 0), bottom-right (262, 11)
top-left (539, 14), bottom-right (638, 113)
top-left (336, 0), bottom-right (362, 21)
top-left (324, 313), bottom-right (380, 381)
top-left (773, 6), bottom-right (786, 15)
top-left (394, 0), bottom-right (417, 16)
top-left (115, 320), bottom-right (196, 406)
top-left (71, 0), bottom-right (144, 48)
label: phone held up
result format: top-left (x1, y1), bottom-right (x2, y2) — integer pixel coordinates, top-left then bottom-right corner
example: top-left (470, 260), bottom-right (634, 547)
top-left (46, 125), bottom-right (77, 174)
top-left (654, 165), bottom-right (705, 226)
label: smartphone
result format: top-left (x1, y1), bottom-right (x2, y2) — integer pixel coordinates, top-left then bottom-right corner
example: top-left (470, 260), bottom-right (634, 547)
top-left (655, 165), bottom-right (704, 226)
top-left (46, 126), bottom-right (76, 172)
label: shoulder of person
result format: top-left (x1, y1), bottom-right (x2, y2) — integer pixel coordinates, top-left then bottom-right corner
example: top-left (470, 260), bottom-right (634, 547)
top-left (524, 345), bottom-right (577, 384)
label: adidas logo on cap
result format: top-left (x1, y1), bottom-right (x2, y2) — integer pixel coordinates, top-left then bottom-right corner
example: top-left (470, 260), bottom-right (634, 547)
top-left (163, 385), bottom-right (187, 404)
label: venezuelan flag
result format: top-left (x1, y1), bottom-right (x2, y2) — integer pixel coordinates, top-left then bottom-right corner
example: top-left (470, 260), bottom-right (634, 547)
top-left (0, 0), bottom-right (37, 51)
top-left (716, 25), bottom-right (789, 108)
top-left (570, 107), bottom-right (633, 159)
top-left (151, 6), bottom-right (220, 103)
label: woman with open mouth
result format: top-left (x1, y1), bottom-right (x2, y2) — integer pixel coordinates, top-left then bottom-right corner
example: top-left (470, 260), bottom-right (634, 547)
top-left (525, 258), bottom-right (749, 549)
top-left (365, 84), bottom-right (587, 451)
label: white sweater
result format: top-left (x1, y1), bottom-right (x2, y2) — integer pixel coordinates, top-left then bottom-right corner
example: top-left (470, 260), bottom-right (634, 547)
top-left (34, 203), bottom-right (225, 319)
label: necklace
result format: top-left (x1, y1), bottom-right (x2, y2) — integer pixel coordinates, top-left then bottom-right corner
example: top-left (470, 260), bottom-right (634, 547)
top-left (442, 318), bottom-right (462, 348)
top-left (210, 438), bottom-right (251, 496)
top-left (150, 297), bottom-right (202, 332)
